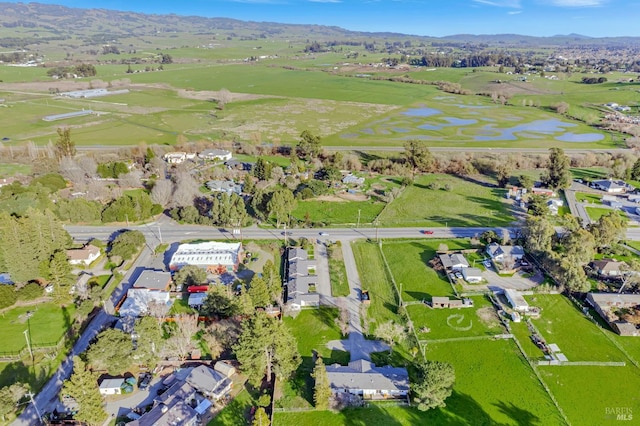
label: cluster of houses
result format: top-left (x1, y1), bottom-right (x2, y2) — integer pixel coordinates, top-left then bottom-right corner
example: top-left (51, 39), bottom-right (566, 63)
top-left (162, 149), bottom-right (232, 164)
top-left (508, 186), bottom-right (564, 215)
top-left (285, 247), bottom-right (320, 310)
top-left (99, 362), bottom-right (236, 426)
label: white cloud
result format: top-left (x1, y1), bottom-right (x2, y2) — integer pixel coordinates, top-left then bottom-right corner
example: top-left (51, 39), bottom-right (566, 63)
top-left (548, 0), bottom-right (607, 6)
top-left (508, 10), bottom-right (522, 14)
top-left (472, 0), bottom-right (521, 7)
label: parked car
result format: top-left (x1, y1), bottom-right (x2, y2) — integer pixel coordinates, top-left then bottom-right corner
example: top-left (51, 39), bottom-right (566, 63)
top-left (138, 373), bottom-right (152, 390)
top-left (421, 230), bottom-right (434, 235)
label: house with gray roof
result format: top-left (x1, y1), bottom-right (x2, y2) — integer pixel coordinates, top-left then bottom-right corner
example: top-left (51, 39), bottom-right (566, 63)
top-left (438, 253), bottom-right (469, 271)
top-left (186, 365), bottom-right (232, 400)
top-left (486, 243), bottom-right (525, 262)
top-left (129, 381), bottom-right (200, 426)
top-left (325, 359), bottom-right (409, 400)
top-left (286, 247), bottom-right (320, 310)
top-left (198, 149), bottom-right (232, 162)
top-left (592, 179), bottom-right (633, 193)
top-left (205, 180), bottom-right (243, 195)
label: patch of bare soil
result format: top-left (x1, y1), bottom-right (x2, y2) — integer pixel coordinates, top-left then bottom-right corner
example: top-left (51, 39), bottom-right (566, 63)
top-left (315, 195), bottom-right (348, 202)
top-left (337, 191), bottom-right (369, 202)
top-left (175, 88), bottom-right (275, 102)
top-left (476, 307), bottom-right (501, 329)
top-left (480, 80), bottom-right (561, 97)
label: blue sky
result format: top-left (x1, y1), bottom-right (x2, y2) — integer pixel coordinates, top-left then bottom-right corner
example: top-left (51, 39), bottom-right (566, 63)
top-left (10, 0), bottom-right (639, 37)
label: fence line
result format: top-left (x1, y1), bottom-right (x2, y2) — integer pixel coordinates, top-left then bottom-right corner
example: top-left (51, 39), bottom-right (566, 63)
top-left (419, 334), bottom-right (512, 344)
top-left (537, 361), bottom-right (626, 367)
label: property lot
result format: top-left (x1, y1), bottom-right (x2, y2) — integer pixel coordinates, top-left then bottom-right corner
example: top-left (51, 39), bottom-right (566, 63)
top-left (526, 294), bottom-right (626, 362)
top-left (377, 174), bottom-right (514, 228)
top-left (380, 239), bottom-right (474, 302)
top-left (407, 295), bottom-right (505, 341)
top-left (0, 303), bottom-right (76, 352)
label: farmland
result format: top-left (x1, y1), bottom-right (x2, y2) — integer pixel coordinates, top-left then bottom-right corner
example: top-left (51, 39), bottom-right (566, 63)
top-left (377, 174), bottom-right (514, 228)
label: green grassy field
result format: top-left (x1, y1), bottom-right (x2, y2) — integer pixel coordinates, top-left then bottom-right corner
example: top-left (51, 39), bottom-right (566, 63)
top-left (378, 174), bottom-right (514, 228)
top-left (0, 163), bottom-right (32, 177)
top-left (585, 207), bottom-right (627, 222)
top-left (328, 242), bottom-right (349, 297)
top-left (352, 241), bottom-right (401, 333)
top-left (209, 388), bottom-right (255, 426)
top-left (278, 308), bottom-right (349, 409)
top-left (292, 199), bottom-right (385, 226)
top-left (0, 303), bottom-right (76, 352)
top-left (575, 192), bottom-right (602, 204)
top-left (407, 295), bottom-right (505, 341)
top-left (380, 239), bottom-right (474, 302)
top-left (527, 294), bottom-right (627, 362)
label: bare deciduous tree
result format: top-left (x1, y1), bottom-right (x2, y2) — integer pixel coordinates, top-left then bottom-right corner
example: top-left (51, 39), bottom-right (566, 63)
top-left (335, 300), bottom-right (350, 337)
top-left (151, 179), bottom-right (174, 207)
top-left (217, 88), bottom-right (232, 109)
top-left (163, 314), bottom-right (200, 360)
top-left (172, 172), bottom-right (200, 208)
top-left (119, 170), bottom-right (143, 188)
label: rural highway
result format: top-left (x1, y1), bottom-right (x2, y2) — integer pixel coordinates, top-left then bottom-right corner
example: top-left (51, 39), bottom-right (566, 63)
top-left (15, 219), bottom-right (640, 425)
top-left (76, 145), bottom-right (632, 155)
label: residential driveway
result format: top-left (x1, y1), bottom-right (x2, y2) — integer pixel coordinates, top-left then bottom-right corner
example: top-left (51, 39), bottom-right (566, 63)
top-left (483, 268), bottom-right (543, 291)
top-left (324, 241), bottom-right (389, 362)
top-left (101, 377), bottom-right (164, 423)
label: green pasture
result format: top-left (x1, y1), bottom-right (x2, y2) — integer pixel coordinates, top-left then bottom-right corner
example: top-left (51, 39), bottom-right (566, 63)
top-left (209, 388), bottom-right (255, 426)
top-left (575, 192), bottom-right (602, 204)
top-left (292, 199), bottom-right (385, 226)
top-left (0, 303), bottom-right (76, 352)
top-left (570, 167), bottom-right (609, 181)
top-left (424, 339), bottom-right (563, 425)
top-left (378, 174), bottom-right (514, 228)
top-left (328, 242), bottom-right (349, 297)
top-left (539, 365), bottom-right (640, 426)
top-left (586, 207), bottom-right (627, 222)
top-left (526, 294), bottom-right (626, 362)
top-left (407, 295), bottom-right (505, 341)
top-left (380, 239), bottom-right (475, 302)
top-left (352, 241), bottom-right (401, 333)
top-left (0, 163), bottom-right (32, 177)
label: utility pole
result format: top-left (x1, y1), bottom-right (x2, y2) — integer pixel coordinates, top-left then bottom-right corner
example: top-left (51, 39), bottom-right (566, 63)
top-left (157, 224), bottom-right (163, 244)
top-left (125, 214), bottom-right (130, 227)
top-left (398, 282), bottom-right (403, 307)
top-left (28, 392), bottom-right (43, 424)
top-left (375, 219), bottom-right (379, 242)
top-left (356, 209), bottom-right (361, 228)
top-left (23, 329), bottom-right (33, 360)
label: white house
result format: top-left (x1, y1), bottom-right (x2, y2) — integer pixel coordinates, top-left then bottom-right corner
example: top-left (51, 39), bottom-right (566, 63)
top-left (325, 359), bottom-right (409, 400)
top-left (99, 378), bottom-right (124, 396)
top-left (462, 267), bottom-right (483, 283)
top-left (342, 174), bottom-right (365, 186)
top-left (592, 179), bottom-right (632, 193)
top-left (169, 241), bottom-right (243, 273)
top-left (504, 288), bottom-right (529, 312)
top-left (438, 253), bottom-right (469, 271)
top-left (547, 198), bottom-right (564, 215)
top-left (198, 149), bottom-right (232, 162)
top-left (486, 243), bottom-right (525, 262)
top-left (188, 292), bottom-right (207, 309)
top-left (119, 288), bottom-right (171, 317)
top-left (163, 152), bottom-right (187, 164)
top-left (66, 244), bottom-right (101, 266)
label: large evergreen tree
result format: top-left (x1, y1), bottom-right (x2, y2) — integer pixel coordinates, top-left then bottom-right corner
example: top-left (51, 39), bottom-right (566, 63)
top-left (312, 357), bottom-right (331, 410)
top-left (233, 312), bottom-right (301, 386)
top-left (248, 276), bottom-right (270, 308)
top-left (267, 188), bottom-right (296, 227)
top-left (541, 147), bottom-right (571, 190)
top-left (62, 357), bottom-right (107, 426)
top-left (86, 329), bottom-right (134, 375)
top-left (412, 360), bottom-right (455, 411)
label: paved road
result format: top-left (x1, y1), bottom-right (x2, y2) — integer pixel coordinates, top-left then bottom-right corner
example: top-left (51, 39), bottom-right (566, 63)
top-left (12, 247), bottom-right (156, 426)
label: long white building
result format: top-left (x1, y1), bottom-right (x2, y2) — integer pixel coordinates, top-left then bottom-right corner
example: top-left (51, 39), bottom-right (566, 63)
top-left (169, 241), bottom-right (243, 273)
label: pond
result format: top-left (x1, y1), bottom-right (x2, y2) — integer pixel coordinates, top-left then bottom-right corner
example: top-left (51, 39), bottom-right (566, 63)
top-left (473, 119), bottom-right (603, 142)
top-left (402, 107), bottom-right (442, 117)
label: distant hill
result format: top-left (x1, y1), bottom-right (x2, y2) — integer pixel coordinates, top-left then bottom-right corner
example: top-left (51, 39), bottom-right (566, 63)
top-left (0, 2), bottom-right (639, 49)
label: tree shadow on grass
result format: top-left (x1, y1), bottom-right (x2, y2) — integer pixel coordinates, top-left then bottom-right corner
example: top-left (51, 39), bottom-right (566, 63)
top-left (494, 401), bottom-right (541, 426)
top-left (0, 361), bottom-right (30, 388)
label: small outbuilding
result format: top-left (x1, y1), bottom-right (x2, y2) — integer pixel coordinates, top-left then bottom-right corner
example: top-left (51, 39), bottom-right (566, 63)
top-left (214, 361), bottom-right (236, 378)
top-left (504, 288), bottom-right (529, 312)
top-left (99, 378), bottom-right (125, 396)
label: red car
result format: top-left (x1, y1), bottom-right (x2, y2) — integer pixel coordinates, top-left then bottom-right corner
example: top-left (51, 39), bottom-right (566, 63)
top-left (421, 230), bottom-right (434, 235)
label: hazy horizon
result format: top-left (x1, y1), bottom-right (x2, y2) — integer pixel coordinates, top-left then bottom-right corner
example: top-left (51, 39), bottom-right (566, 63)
top-left (2, 0), bottom-right (638, 38)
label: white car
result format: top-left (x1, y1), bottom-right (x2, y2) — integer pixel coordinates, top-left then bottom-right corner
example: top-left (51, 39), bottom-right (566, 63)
top-left (319, 232), bottom-right (329, 236)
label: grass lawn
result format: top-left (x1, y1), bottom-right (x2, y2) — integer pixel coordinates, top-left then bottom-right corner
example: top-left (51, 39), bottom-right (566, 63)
top-left (327, 242), bottom-right (349, 297)
top-left (169, 296), bottom-right (198, 315)
top-left (570, 167), bottom-right (609, 181)
top-left (381, 239), bottom-right (475, 302)
top-left (407, 295), bottom-right (505, 341)
top-left (0, 163), bottom-right (32, 177)
top-left (352, 241), bottom-right (401, 333)
top-left (539, 365), bottom-right (640, 426)
top-left (0, 303), bottom-right (76, 352)
top-left (424, 339), bottom-right (563, 425)
top-left (209, 388), bottom-right (255, 426)
top-left (585, 207), bottom-right (627, 222)
top-left (526, 294), bottom-right (626, 362)
top-left (292, 199), bottom-right (385, 227)
top-left (624, 240), bottom-right (640, 252)
top-left (575, 192), bottom-right (602, 204)
top-left (87, 274), bottom-right (112, 289)
top-left (377, 174), bottom-right (514, 228)
top-left (278, 308), bottom-right (349, 409)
